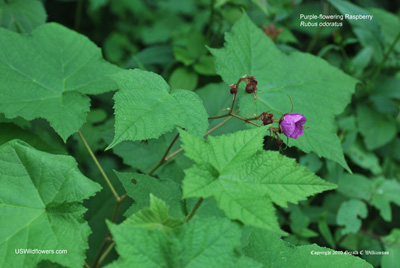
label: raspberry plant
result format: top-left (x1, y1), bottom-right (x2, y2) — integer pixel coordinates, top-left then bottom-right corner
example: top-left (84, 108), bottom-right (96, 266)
top-left (0, 1), bottom-right (399, 268)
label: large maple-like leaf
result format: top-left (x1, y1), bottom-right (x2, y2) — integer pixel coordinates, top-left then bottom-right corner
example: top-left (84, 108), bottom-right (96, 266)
top-left (210, 14), bottom-right (357, 171)
top-left (0, 23), bottom-right (120, 141)
top-left (180, 127), bottom-right (336, 234)
top-left (0, 140), bottom-right (101, 268)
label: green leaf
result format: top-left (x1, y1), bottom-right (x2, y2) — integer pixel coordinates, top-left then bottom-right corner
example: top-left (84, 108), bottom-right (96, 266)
top-left (327, 0), bottom-right (384, 62)
top-left (0, 139), bottom-right (101, 268)
top-left (381, 229), bottom-right (400, 268)
top-left (345, 140), bottom-right (382, 175)
top-left (169, 67), bottom-right (198, 91)
top-left (196, 83), bottom-right (246, 136)
top-left (210, 13), bottom-right (356, 171)
top-left (289, 206), bottom-right (318, 238)
top-left (0, 23), bottom-right (120, 141)
top-left (89, 0), bottom-right (110, 12)
top-left (117, 194), bottom-right (183, 234)
top-left (356, 105), bottom-right (397, 150)
top-left (299, 153), bottom-right (323, 173)
top-left (193, 55), bottom-right (216, 75)
top-left (0, 0), bottom-right (46, 33)
top-left (107, 69), bottom-right (208, 148)
top-left (337, 199), bottom-right (368, 234)
top-left (171, 217), bottom-right (242, 268)
top-left (107, 131), bottom-right (180, 173)
top-left (126, 45), bottom-right (174, 69)
top-left (338, 174), bottom-right (374, 201)
top-left (180, 127), bottom-right (336, 234)
top-left (0, 123), bottom-right (62, 153)
top-left (242, 228), bottom-right (373, 268)
top-left (107, 195), bottom-right (243, 268)
top-left (368, 8), bottom-right (400, 54)
top-left (115, 171), bottom-right (184, 218)
top-left (339, 175), bottom-right (400, 222)
top-left (318, 217), bottom-right (336, 248)
top-left (371, 177), bottom-right (400, 221)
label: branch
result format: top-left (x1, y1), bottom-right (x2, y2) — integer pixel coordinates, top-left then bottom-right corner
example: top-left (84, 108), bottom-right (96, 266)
top-left (186, 198), bottom-right (204, 223)
top-left (78, 130), bottom-right (120, 201)
top-left (147, 133), bottom-right (180, 176)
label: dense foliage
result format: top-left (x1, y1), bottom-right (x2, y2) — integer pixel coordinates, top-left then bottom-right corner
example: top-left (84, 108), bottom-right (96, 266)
top-left (0, 0), bottom-right (399, 267)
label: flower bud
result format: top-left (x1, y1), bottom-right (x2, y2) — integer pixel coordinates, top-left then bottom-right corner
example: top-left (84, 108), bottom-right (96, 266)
top-left (230, 84), bottom-right (238, 95)
top-left (260, 112), bottom-right (274, 125)
top-left (275, 138), bottom-right (283, 147)
top-left (245, 83), bottom-right (257, 94)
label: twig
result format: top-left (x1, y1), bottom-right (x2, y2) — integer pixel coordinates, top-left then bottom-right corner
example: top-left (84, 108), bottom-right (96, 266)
top-left (186, 198), bottom-right (204, 223)
top-left (91, 197), bottom-right (125, 268)
top-left (147, 133), bottom-right (180, 176)
top-left (230, 113), bottom-right (263, 127)
top-left (97, 242), bottom-right (116, 268)
top-left (367, 33), bottom-right (400, 91)
top-left (78, 130), bottom-right (120, 201)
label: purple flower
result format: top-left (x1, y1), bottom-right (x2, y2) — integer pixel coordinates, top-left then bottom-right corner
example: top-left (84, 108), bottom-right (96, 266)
top-left (280, 113), bottom-right (306, 139)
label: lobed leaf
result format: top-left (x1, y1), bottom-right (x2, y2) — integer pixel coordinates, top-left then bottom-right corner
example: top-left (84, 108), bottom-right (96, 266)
top-left (337, 199), bottom-right (368, 234)
top-left (0, 140), bottom-right (101, 268)
top-left (210, 13), bottom-right (357, 171)
top-left (180, 127), bottom-right (336, 234)
top-left (107, 69), bottom-right (208, 148)
top-left (0, 23), bottom-right (120, 141)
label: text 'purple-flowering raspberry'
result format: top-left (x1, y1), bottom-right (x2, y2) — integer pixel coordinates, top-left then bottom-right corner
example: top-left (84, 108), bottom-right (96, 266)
top-left (280, 113), bottom-right (307, 139)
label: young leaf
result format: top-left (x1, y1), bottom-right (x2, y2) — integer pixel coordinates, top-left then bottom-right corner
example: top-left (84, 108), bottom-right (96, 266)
top-left (337, 199), bottom-right (368, 234)
top-left (116, 194), bottom-right (183, 234)
top-left (107, 69), bottom-right (208, 148)
top-left (107, 195), bottom-right (244, 268)
top-left (0, 0), bottom-right (46, 33)
top-left (0, 139), bottom-right (102, 268)
top-left (0, 23), bottom-right (120, 141)
top-left (210, 13), bottom-right (357, 172)
top-left (242, 228), bottom-right (373, 268)
top-left (180, 127), bottom-right (336, 234)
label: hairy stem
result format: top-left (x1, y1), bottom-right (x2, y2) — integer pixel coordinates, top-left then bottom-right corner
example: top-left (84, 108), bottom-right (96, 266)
top-left (208, 113), bottom-right (231, 119)
top-left (79, 130), bottom-right (130, 267)
top-left (84, 261), bottom-right (90, 268)
top-left (230, 113), bottom-right (263, 127)
top-left (147, 133), bottom-right (180, 176)
top-left (78, 130), bottom-right (120, 201)
top-left (186, 198), bottom-right (204, 223)
top-left (92, 197), bottom-right (125, 268)
top-left (97, 242), bottom-right (116, 267)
